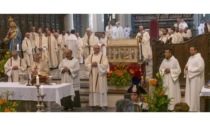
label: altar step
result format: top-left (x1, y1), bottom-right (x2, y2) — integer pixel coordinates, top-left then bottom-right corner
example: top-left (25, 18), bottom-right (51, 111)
top-left (80, 79), bottom-right (89, 107)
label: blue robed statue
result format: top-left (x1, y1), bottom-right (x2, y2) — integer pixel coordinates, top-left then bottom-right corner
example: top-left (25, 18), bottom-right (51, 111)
top-left (4, 17), bottom-right (22, 57)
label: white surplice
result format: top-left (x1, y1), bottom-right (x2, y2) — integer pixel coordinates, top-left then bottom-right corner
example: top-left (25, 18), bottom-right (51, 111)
top-left (59, 58), bottom-right (80, 91)
top-left (159, 56), bottom-right (181, 110)
top-left (66, 34), bottom-right (79, 59)
top-left (4, 57), bottom-right (27, 82)
top-left (184, 53), bottom-right (205, 111)
top-left (85, 52), bottom-right (109, 107)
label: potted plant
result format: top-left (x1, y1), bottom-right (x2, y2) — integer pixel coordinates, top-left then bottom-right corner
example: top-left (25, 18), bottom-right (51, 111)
top-left (145, 72), bottom-right (171, 112)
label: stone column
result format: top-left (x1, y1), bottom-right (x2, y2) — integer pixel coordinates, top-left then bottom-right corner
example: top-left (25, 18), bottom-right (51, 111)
top-left (96, 14), bottom-right (104, 32)
top-left (118, 14), bottom-right (126, 28)
top-left (64, 14), bottom-right (74, 32)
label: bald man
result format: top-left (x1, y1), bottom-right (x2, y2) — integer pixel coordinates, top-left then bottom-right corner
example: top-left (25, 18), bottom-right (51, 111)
top-left (4, 51), bottom-right (27, 82)
top-left (22, 32), bottom-right (35, 67)
top-left (59, 49), bottom-right (81, 110)
top-left (85, 44), bottom-right (109, 110)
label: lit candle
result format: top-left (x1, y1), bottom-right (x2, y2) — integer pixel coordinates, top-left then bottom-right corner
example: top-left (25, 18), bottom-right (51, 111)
top-left (17, 44), bottom-right (19, 51)
top-left (36, 75), bottom-right (39, 85)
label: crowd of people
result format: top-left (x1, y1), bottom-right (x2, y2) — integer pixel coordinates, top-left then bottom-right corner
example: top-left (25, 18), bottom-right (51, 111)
top-left (2, 17), bottom-right (206, 112)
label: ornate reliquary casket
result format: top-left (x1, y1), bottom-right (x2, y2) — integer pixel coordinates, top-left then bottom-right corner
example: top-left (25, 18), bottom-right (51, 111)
top-left (107, 39), bottom-right (139, 63)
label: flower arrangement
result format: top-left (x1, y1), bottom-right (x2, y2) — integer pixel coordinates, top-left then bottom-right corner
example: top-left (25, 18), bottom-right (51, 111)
top-left (145, 72), bottom-right (171, 112)
top-left (0, 91), bottom-right (19, 112)
top-left (108, 64), bottom-right (141, 88)
top-left (0, 51), bottom-right (10, 78)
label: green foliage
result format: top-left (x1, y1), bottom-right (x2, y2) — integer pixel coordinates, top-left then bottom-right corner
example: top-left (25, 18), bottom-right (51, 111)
top-left (0, 51), bottom-right (10, 77)
top-left (145, 72), bottom-right (171, 112)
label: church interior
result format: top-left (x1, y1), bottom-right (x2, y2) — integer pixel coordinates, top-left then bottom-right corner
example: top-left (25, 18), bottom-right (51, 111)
top-left (0, 14), bottom-right (210, 112)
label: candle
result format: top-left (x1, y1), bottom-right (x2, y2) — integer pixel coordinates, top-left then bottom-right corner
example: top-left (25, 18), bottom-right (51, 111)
top-left (36, 75), bottom-right (39, 85)
top-left (17, 44), bottom-right (19, 51)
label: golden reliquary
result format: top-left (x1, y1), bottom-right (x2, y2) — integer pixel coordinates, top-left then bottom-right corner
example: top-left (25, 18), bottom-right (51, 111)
top-left (107, 38), bottom-right (139, 63)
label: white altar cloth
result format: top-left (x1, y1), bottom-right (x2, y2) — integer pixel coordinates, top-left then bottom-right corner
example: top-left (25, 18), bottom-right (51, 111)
top-left (0, 82), bottom-right (75, 105)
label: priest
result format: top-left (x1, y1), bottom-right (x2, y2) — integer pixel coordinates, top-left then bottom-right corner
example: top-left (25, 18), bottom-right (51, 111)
top-left (82, 28), bottom-right (99, 60)
top-left (46, 30), bottom-right (58, 68)
top-left (22, 32), bottom-right (35, 67)
top-left (66, 30), bottom-right (79, 59)
top-left (136, 25), bottom-right (152, 62)
top-left (35, 27), bottom-right (49, 62)
top-left (54, 32), bottom-right (65, 64)
top-left (184, 46), bottom-right (205, 112)
top-left (98, 32), bottom-right (107, 56)
top-left (85, 44), bottom-right (109, 110)
top-left (4, 50), bottom-right (27, 82)
top-left (31, 49), bottom-right (49, 76)
top-left (159, 49), bottom-right (181, 111)
top-left (59, 49), bottom-right (81, 110)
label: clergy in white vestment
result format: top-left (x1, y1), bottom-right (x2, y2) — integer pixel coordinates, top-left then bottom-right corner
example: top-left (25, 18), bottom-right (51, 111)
top-left (85, 44), bottom-right (109, 108)
top-left (59, 49), bottom-right (81, 109)
top-left (198, 20), bottom-right (205, 35)
top-left (54, 32), bottom-right (65, 64)
top-left (112, 21), bottom-right (124, 39)
top-left (168, 28), bottom-right (178, 44)
top-left (46, 31), bottom-right (58, 68)
top-left (185, 28), bottom-right (192, 38)
top-left (179, 19), bottom-right (188, 30)
top-left (31, 51), bottom-right (49, 76)
top-left (124, 25), bottom-right (131, 38)
top-left (105, 21), bottom-right (113, 39)
top-left (4, 51), bottom-right (27, 82)
top-left (98, 32), bottom-right (107, 56)
top-left (175, 29), bottom-right (184, 43)
top-left (159, 49), bottom-right (181, 110)
top-left (22, 32), bottom-right (35, 67)
top-left (35, 27), bottom-right (49, 62)
top-left (65, 30), bottom-right (79, 59)
top-left (159, 28), bottom-right (169, 44)
top-left (184, 46), bottom-right (205, 112)
top-left (76, 32), bottom-right (84, 63)
top-left (82, 28), bottom-right (99, 60)
top-left (136, 25), bottom-right (152, 62)
top-left (29, 26), bottom-right (38, 44)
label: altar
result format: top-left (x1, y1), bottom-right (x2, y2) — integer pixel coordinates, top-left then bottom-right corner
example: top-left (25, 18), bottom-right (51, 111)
top-left (0, 82), bottom-right (75, 109)
top-left (200, 86), bottom-right (210, 112)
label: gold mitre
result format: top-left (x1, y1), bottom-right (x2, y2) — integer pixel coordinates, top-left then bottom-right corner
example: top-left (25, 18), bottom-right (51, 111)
top-left (8, 16), bottom-right (14, 22)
